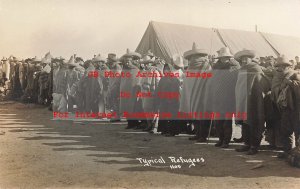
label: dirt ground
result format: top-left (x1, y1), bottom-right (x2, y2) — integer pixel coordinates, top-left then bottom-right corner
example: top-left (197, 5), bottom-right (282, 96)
top-left (0, 101), bottom-right (300, 189)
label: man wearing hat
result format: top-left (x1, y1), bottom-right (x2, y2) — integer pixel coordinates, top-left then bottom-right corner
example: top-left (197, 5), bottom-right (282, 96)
top-left (31, 63), bottom-right (43, 103)
top-left (0, 59), bottom-right (3, 85)
top-left (92, 54), bottom-right (109, 113)
top-left (106, 53), bottom-right (122, 120)
top-left (271, 55), bottom-right (300, 158)
top-left (37, 57), bottom-right (52, 105)
top-left (294, 56), bottom-right (300, 70)
top-left (156, 62), bottom-right (181, 136)
top-left (234, 49), bottom-right (270, 155)
top-left (11, 59), bottom-right (24, 99)
top-left (19, 59), bottom-right (29, 94)
top-left (65, 56), bottom-right (81, 112)
top-left (25, 57), bottom-right (42, 102)
top-left (208, 47), bottom-right (240, 148)
top-left (180, 42), bottom-right (212, 142)
top-left (169, 54), bottom-right (191, 134)
top-left (1, 57), bottom-right (9, 82)
top-left (78, 59), bottom-right (103, 113)
top-left (138, 54), bottom-right (161, 132)
top-left (52, 58), bottom-right (68, 112)
top-left (8, 58), bottom-right (17, 97)
top-left (119, 49), bottom-right (141, 129)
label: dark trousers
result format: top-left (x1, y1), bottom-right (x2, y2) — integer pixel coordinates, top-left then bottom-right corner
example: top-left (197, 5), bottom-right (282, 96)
top-left (280, 109), bottom-right (300, 152)
top-left (215, 120), bottom-right (232, 144)
top-left (157, 120), bottom-right (180, 135)
top-left (194, 120), bottom-right (210, 139)
top-left (242, 122), bottom-right (264, 148)
top-left (127, 120), bottom-right (140, 128)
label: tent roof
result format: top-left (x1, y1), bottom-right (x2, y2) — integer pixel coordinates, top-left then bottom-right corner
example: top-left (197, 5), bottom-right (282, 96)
top-left (136, 21), bottom-right (300, 61)
top-left (261, 32), bottom-right (300, 60)
top-left (218, 29), bottom-right (278, 57)
top-left (136, 21), bottom-right (225, 62)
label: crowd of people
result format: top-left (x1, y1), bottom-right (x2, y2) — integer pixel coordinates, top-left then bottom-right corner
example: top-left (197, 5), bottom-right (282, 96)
top-left (1, 44), bottom-right (300, 167)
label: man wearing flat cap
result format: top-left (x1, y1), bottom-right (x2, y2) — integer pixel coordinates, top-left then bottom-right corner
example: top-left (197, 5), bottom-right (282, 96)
top-left (234, 49), bottom-right (270, 155)
top-left (180, 42), bottom-right (212, 142)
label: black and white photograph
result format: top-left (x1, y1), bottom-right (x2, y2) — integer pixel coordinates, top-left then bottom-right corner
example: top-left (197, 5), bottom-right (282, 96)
top-left (0, 0), bottom-right (300, 188)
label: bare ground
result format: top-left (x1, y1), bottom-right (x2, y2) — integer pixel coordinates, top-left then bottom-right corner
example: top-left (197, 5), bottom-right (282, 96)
top-left (0, 102), bottom-right (300, 189)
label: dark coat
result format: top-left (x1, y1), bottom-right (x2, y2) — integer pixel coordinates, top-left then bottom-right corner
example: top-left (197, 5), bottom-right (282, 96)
top-left (235, 62), bottom-right (270, 127)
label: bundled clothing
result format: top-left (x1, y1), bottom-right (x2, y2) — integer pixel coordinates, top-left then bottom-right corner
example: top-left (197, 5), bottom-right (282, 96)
top-left (271, 69), bottom-right (300, 153)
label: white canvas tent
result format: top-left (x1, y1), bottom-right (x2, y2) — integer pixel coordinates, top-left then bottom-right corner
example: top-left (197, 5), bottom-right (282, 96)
top-left (136, 21), bottom-right (300, 62)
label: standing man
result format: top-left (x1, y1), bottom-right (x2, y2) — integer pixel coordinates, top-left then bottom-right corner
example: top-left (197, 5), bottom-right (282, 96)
top-left (119, 49), bottom-right (141, 129)
top-left (295, 56), bottom-right (300, 70)
top-left (210, 47), bottom-right (240, 148)
top-left (139, 54), bottom-right (160, 132)
top-left (53, 58), bottom-right (68, 112)
top-left (92, 54), bottom-right (108, 113)
top-left (235, 49), bottom-right (270, 155)
top-left (271, 55), bottom-right (300, 158)
top-left (65, 56), bottom-right (81, 112)
top-left (106, 53), bottom-right (122, 119)
top-left (181, 42), bottom-right (212, 142)
top-left (79, 59), bottom-right (103, 113)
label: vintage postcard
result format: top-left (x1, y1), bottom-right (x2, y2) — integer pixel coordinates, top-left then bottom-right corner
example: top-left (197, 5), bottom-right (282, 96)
top-left (0, 0), bottom-right (300, 188)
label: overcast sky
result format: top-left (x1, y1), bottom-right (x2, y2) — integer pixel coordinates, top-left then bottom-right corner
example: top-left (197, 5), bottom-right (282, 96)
top-left (0, 0), bottom-right (300, 59)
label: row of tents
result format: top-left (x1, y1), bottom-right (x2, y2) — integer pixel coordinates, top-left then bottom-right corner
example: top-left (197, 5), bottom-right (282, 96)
top-left (136, 21), bottom-right (300, 63)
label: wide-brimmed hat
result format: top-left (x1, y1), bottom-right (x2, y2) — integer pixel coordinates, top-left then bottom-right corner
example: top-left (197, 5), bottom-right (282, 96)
top-left (51, 57), bottom-right (64, 64)
top-left (107, 53), bottom-right (117, 62)
top-left (41, 52), bottom-right (53, 64)
top-left (216, 47), bottom-right (233, 59)
top-left (275, 55), bottom-right (293, 66)
top-left (92, 54), bottom-right (106, 63)
top-left (32, 56), bottom-right (42, 63)
top-left (67, 56), bottom-right (78, 67)
top-left (75, 57), bottom-right (84, 63)
top-left (35, 64), bottom-right (43, 70)
top-left (121, 49), bottom-right (141, 60)
top-left (141, 54), bottom-right (155, 64)
top-left (12, 57), bottom-right (19, 62)
top-left (44, 52), bottom-right (53, 60)
top-left (1, 57), bottom-right (7, 61)
top-left (234, 49), bottom-right (256, 61)
top-left (184, 42), bottom-right (209, 60)
top-left (145, 50), bottom-right (154, 58)
top-left (172, 54), bottom-right (184, 68)
top-left (41, 57), bottom-right (51, 64)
